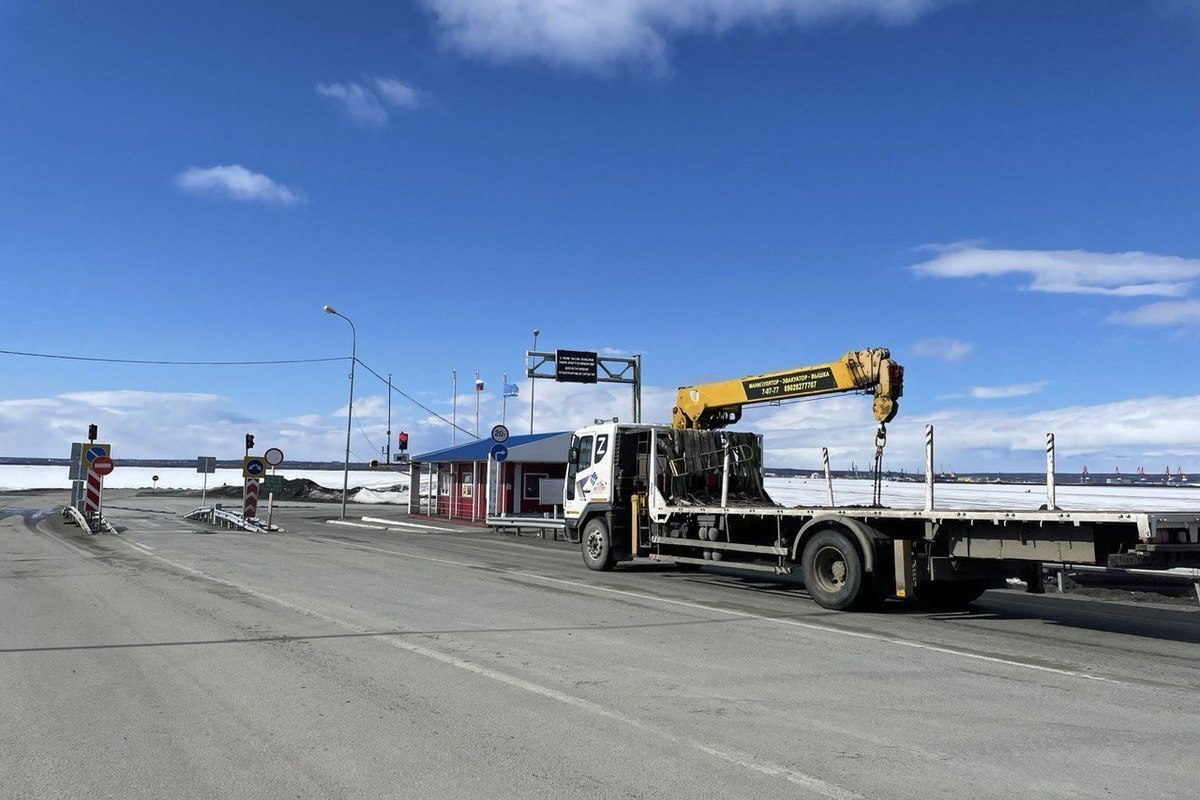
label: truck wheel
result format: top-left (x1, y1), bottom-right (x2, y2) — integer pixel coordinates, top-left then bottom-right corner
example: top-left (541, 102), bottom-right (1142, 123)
top-left (801, 528), bottom-right (866, 610)
top-left (914, 580), bottom-right (987, 610)
top-left (582, 517), bottom-right (616, 571)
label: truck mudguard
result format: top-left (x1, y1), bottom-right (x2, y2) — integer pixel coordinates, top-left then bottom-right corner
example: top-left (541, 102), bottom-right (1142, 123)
top-left (792, 515), bottom-right (883, 573)
top-left (568, 502), bottom-right (613, 543)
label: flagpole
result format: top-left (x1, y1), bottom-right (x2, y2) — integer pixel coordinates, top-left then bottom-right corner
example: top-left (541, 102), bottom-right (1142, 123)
top-left (474, 372), bottom-right (481, 438)
top-left (502, 372), bottom-right (507, 426)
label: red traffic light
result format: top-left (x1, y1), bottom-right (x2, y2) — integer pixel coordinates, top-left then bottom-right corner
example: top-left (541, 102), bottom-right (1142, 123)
top-left (245, 433), bottom-right (255, 451)
top-left (398, 431), bottom-right (409, 450)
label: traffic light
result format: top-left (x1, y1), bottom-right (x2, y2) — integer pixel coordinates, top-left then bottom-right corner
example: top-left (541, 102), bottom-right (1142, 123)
top-left (245, 433), bottom-right (255, 451)
top-left (398, 431), bottom-right (409, 451)
top-left (87, 424), bottom-right (98, 441)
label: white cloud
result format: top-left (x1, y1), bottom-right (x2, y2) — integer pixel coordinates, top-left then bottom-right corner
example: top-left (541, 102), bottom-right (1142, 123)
top-left (6, 383), bottom-right (1200, 474)
top-left (421, 0), bottom-right (948, 71)
top-left (175, 165), bottom-right (303, 206)
top-left (969, 382), bottom-right (1049, 399)
top-left (911, 337), bottom-right (972, 362)
top-left (738, 393), bottom-right (1200, 472)
top-left (911, 245), bottom-right (1200, 298)
top-left (1107, 300), bottom-right (1200, 327)
top-left (316, 76), bottom-right (424, 125)
top-left (372, 77), bottom-right (421, 109)
top-left (316, 82), bottom-right (387, 125)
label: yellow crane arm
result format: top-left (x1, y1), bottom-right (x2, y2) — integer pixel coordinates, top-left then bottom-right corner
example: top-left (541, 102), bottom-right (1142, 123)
top-left (671, 348), bottom-right (904, 430)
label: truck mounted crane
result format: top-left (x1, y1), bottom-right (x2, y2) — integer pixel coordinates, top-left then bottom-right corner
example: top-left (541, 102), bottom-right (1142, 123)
top-left (671, 347), bottom-right (904, 431)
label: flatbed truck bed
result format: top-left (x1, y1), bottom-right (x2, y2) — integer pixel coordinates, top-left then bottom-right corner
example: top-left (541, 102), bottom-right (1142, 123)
top-left (561, 422), bottom-right (1200, 610)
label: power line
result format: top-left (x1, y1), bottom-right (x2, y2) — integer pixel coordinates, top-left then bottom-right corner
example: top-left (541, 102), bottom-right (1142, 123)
top-left (2, 344), bottom-right (481, 441)
top-left (352, 408), bottom-right (379, 456)
top-left (0, 348), bottom-right (347, 366)
top-left (354, 357), bottom-right (480, 440)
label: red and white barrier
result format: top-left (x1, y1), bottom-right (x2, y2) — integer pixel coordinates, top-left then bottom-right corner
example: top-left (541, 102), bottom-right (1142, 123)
top-left (243, 478), bottom-right (259, 519)
top-left (84, 470), bottom-right (102, 516)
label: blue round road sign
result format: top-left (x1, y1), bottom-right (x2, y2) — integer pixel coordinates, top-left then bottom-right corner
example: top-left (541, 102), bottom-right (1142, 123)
top-left (245, 458), bottom-right (266, 476)
top-left (490, 443), bottom-right (508, 463)
top-left (85, 445), bottom-right (107, 463)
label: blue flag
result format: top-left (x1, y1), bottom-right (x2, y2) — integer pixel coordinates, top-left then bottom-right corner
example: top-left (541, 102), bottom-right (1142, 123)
top-left (503, 383), bottom-right (520, 397)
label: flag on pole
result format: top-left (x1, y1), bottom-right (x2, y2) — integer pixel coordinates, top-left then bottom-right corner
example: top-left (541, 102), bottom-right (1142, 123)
top-left (503, 383), bottom-right (520, 397)
top-left (475, 375), bottom-right (484, 392)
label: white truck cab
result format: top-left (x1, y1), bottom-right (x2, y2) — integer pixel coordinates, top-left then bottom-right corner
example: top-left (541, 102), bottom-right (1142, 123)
top-left (563, 422), bottom-right (618, 523)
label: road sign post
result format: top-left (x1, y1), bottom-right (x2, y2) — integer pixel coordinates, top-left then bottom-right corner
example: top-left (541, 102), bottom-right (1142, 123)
top-left (262, 449), bottom-right (284, 531)
top-left (196, 456), bottom-right (217, 507)
top-left (87, 455), bottom-right (115, 529)
top-left (69, 442), bottom-right (84, 510)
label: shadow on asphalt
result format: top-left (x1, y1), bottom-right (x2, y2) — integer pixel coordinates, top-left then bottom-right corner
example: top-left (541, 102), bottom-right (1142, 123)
top-left (621, 563), bottom-right (1200, 645)
top-left (949, 592), bottom-right (1200, 645)
top-left (0, 616), bottom-right (751, 655)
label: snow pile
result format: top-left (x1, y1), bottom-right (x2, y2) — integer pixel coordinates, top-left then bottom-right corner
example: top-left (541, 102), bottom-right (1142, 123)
top-left (351, 487), bottom-right (408, 505)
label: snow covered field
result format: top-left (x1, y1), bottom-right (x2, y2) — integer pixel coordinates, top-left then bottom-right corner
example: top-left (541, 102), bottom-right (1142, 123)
top-left (3, 465), bottom-right (1198, 513)
top-left (0, 466), bottom-right (406, 493)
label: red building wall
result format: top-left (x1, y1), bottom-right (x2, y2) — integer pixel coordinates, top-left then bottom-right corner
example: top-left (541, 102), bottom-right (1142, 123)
top-left (431, 460), bottom-right (567, 521)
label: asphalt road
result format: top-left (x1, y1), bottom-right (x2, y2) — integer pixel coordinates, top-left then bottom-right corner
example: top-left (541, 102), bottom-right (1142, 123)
top-left (3, 489), bottom-right (1200, 799)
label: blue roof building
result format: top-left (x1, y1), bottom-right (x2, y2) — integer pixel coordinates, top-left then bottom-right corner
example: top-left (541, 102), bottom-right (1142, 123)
top-left (408, 431), bottom-right (572, 522)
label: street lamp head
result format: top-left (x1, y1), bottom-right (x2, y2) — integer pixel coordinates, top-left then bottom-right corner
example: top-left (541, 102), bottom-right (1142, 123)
top-left (533, 328), bottom-right (540, 337)
top-left (323, 305), bottom-right (337, 315)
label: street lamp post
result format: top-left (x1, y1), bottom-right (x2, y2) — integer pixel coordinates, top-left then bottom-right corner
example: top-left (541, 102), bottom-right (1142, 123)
top-left (530, 328), bottom-right (540, 435)
top-left (323, 305), bottom-right (356, 520)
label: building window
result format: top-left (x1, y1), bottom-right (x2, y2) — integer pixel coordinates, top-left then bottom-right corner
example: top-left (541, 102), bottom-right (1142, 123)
top-left (439, 472), bottom-right (451, 495)
top-left (524, 472), bottom-right (547, 501)
top-left (461, 473), bottom-right (473, 498)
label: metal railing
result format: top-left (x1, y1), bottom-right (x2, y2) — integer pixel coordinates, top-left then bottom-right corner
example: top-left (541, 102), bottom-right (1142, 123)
top-left (183, 506), bottom-right (271, 533)
top-left (61, 505), bottom-right (93, 533)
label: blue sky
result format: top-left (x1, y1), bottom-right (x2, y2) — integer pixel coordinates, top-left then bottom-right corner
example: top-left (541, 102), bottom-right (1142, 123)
top-left (2, 0), bottom-right (1199, 471)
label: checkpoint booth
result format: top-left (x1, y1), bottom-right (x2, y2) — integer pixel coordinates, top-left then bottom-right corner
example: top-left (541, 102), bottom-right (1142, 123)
top-left (408, 432), bottom-right (572, 524)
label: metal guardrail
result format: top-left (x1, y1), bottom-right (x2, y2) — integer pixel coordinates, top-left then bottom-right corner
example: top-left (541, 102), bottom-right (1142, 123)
top-left (486, 514), bottom-right (567, 540)
top-left (62, 505), bottom-right (93, 533)
top-left (183, 506), bottom-right (271, 533)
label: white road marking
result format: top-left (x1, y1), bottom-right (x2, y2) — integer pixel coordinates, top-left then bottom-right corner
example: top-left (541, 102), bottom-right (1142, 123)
top-left (108, 535), bottom-right (863, 800)
top-left (123, 540), bottom-right (156, 556)
top-left (312, 537), bottom-right (1123, 686)
top-left (325, 520), bottom-right (387, 530)
top-left (360, 516), bottom-right (460, 532)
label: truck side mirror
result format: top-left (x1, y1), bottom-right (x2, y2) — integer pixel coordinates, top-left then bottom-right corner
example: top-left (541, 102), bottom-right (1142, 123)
top-left (568, 447), bottom-right (580, 464)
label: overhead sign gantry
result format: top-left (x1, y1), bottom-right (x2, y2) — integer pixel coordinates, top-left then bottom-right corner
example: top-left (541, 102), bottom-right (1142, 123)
top-left (525, 348), bottom-right (642, 423)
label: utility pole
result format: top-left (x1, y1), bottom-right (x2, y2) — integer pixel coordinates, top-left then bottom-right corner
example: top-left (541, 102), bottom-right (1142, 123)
top-left (474, 371), bottom-right (481, 438)
top-left (385, 372), bottom-right (392, 464)
top-left (452, 369), bottom-right (457, 445)
top-left (530, 328), bottom-right (539, 434)
top-left (501, 371), bottom-right (508, 426)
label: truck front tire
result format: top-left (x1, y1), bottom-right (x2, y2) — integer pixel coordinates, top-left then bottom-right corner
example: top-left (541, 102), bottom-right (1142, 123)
top-left (801, 528), bottom-right (867, 610)
top-left (582, 517), bottom-right (616, 571)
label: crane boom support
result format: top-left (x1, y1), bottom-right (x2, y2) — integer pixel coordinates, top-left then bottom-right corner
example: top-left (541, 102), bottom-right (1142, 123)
top-left (671, 348), bottom-right (904, 430)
